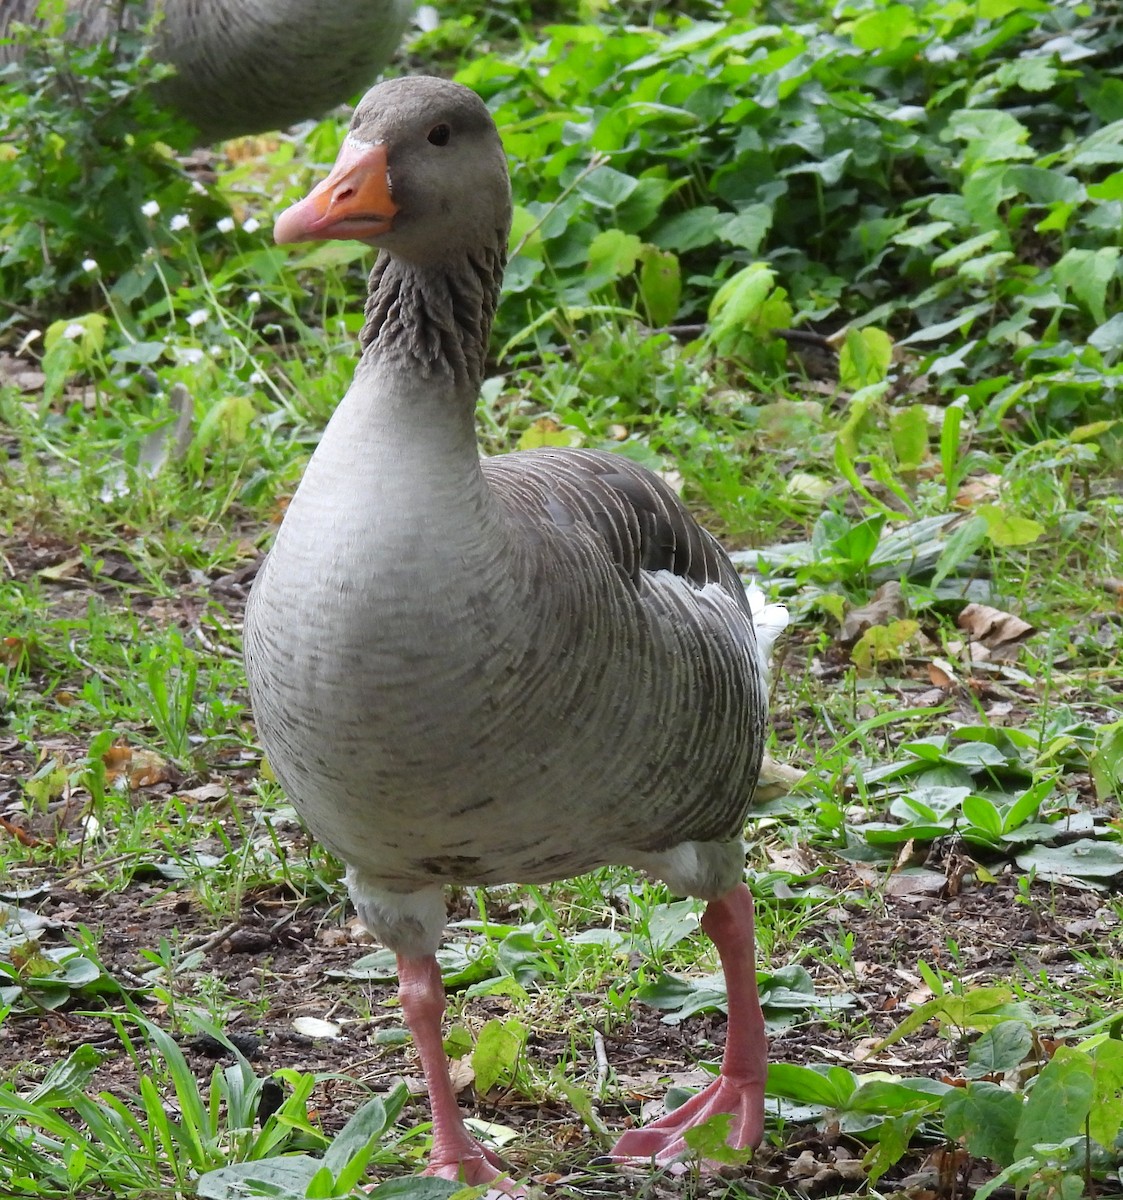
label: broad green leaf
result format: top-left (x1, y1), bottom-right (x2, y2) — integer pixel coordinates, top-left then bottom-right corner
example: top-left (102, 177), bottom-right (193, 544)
top-left (1053, 246), bottom-right (1121, 324)
top-left (864, 1112), bottom-right (924, 1184)
top-left (1014, 1049), bottom-right (1093, 1159)
top-left (682, 1113), bottom-right (753, 1165)
top-left (961, 794), bottom-right (1002, 835)
top-left (976, 504), bottom-right (1044, 548)
top-left (1001, 777), bottom-right (1055, 833)
top-left (507, 205), bottom-right (542, 258)
top-left (653, 205), bottom-right (723, 252)
top-left (931, 516), bottom-right (987, 586)
top-left (879, 986), bottom-right (1014, 1046)
top-left (578, 166), bottom-right (638, 209)
top-left (1006, 165), bottom-right (1082, 205)
top-left (1015, 840), bottom-right (1123, 883)
top-left (196, 395), bottom-right (255, 449)
top-left (322, 1091), bottom-right (398, 1175)
top-left (197, 1156), bottom-right (325, 1198)
top-left (43, 311), bottom-right (108, 354)
top-left (1089, 720), bottom-right (1123, 801)
top-left (945, 742), bottom-right (1009, 769)
top-left (1085, 1038), bottom-right (1123, 1149)
top-left (839, 327), bottom-right (893, 389)
top-left (472, 1017), bottom-right (526, 1094)
top-left (1088, 313), bottom-right (1123, 355)
top-left (943, 1081), bottom-right (1023, 1166)
top-left (893, 220), bottom-right (953, 248)
top-left (638, 245), bottom-right (681, 326)
top-left (965, 1021), bottom-right (1033, 1079)
top-left (644, 899), bottom-right (699, 952)
top-left (721, 204), bottom-right (772, 253)
top-left (585, 228), bottom-right (642, 286)
top-left (831, 514), bottom-right (885, 568)
top-left (847, 1078), bottom-right (948, 1114)
top-left (994, 57), bottom-right (1058, 93)
top-left (958, 250), bottom-right (1014, 282)
top-left (1088, 169), bottom-right (1123, 201)
top-left (367, 1181), bottom-right (464, 1199)
top-left (709, 263), bottom-right (775, 337)
top-left (849, 5), bottom-right (920, 50)
top-left (940, 399), bottom-right (966, 494)
top-left (1070, 118), bottom-right (1123, 166)
top-left (766, 1062), bottom-right (857, 1107)
top-left (889, 405), bottom-right (929, 469)
top-left (944, 109), bottom-right (1034, 164)
top-left (851, 620), bottom-right (919, 668)
top-left (518, 421), bottom-right (581, 450)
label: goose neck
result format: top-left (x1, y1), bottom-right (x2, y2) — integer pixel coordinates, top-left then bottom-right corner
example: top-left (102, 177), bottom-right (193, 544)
top-left (358, 242), bottom-right (505, 395)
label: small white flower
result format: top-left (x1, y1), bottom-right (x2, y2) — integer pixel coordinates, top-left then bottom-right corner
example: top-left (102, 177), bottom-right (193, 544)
top-left (81, 257), bottom-right (98, 273)
top-left (249, 369), bottom-right (265, 384)
top-left (209, 344), bottom-right (224, 357)
top-left (216, 216), bottom-right (235, 233)
top-left (62, 322), bottom-right (86, 340)
top-left (186, 308), bottom-right (208, 328)
top-left (141, 200), bottom-right (160, 218)
top-left (169, 213), bottom-right (190, 232)
top-left (247, 291), bottom-right (261, 305)
top-left (241, 217), bottom-right (261, 234)
top-left (191, 180), bottom-right (207, 195)
top-left (172, 346), bottom-right (205, 365)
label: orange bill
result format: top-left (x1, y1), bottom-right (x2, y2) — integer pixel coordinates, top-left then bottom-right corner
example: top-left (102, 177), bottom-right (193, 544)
top-left (274, 140), bottom-right (398, 244)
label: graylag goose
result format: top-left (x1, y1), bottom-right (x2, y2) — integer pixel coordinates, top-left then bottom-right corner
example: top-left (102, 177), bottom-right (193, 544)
top-left (244, 75), bottom-right (775, 1188)
top-left (0, 0), bottom-right (412, 143)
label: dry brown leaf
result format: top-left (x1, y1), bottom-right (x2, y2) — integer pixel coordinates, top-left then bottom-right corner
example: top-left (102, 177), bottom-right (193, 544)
top-left (789, 1150), bottom-right (820, 1178)
top-left (885, 870), bottom-right (947, 897)
top-left (927, 658), bottom-right (957, 688)
top-left (765, 845), bottom-right (817, 875)
top-left (953, 472), bottom-right (1002, 508)
top-left (179, 782), bottom-right (228, 803)
top-left (957, 602), bottom-right (1034, 651)
top-left (0, 636), bottom-right (32, 666)
top-left (448, 1056), bottom-right (476, 1094)
top-left (102, 745), bottom-right (175, 789)
top-left (839, 580), bottom-right (907, 644)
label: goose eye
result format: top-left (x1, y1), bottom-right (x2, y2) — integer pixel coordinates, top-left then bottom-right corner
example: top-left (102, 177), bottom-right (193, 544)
top-left (428, 124), bottom-right (452, 146)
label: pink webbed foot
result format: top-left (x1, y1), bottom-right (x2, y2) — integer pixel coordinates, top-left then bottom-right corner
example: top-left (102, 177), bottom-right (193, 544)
top-left (609, 1073), bottom-right (764, 1165)
top-left (609, 884), bottom-right (767, 1169)
top-left (424, 1148), bottom-right (523, 1197)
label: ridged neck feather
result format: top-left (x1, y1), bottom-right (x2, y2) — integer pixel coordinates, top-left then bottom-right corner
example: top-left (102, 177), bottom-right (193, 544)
top-left (359, 237), bottom-right (506, 394)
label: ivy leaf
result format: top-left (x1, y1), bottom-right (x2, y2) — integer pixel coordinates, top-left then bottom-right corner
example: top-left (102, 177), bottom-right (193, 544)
top-left (976, 504), bottom-right (1044, 547)
top-left (943, 1081), bottom-right (1023, 1166)
top-left (965, 1021), bottom-right (1033, 1079)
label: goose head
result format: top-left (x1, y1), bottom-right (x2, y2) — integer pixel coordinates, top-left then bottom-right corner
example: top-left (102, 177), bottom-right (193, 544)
top-left (274, 75), bottom-right (511, 267)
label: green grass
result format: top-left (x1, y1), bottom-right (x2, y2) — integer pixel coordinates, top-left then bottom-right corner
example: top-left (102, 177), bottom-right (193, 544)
top-left (1, 0), bottom-right (1123, 1197)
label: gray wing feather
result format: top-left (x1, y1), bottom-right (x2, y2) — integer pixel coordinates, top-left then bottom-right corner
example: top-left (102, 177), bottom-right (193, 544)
top-left (483, 447), bottom-right (767, 856)
top-left (484, 447), bottom-right (751, 608)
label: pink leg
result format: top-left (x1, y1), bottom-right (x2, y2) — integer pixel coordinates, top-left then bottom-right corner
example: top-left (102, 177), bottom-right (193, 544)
top-left (610, 884), bottom-right (767, 1165)
top-left (397, 955), bottom-right (520, 1193)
